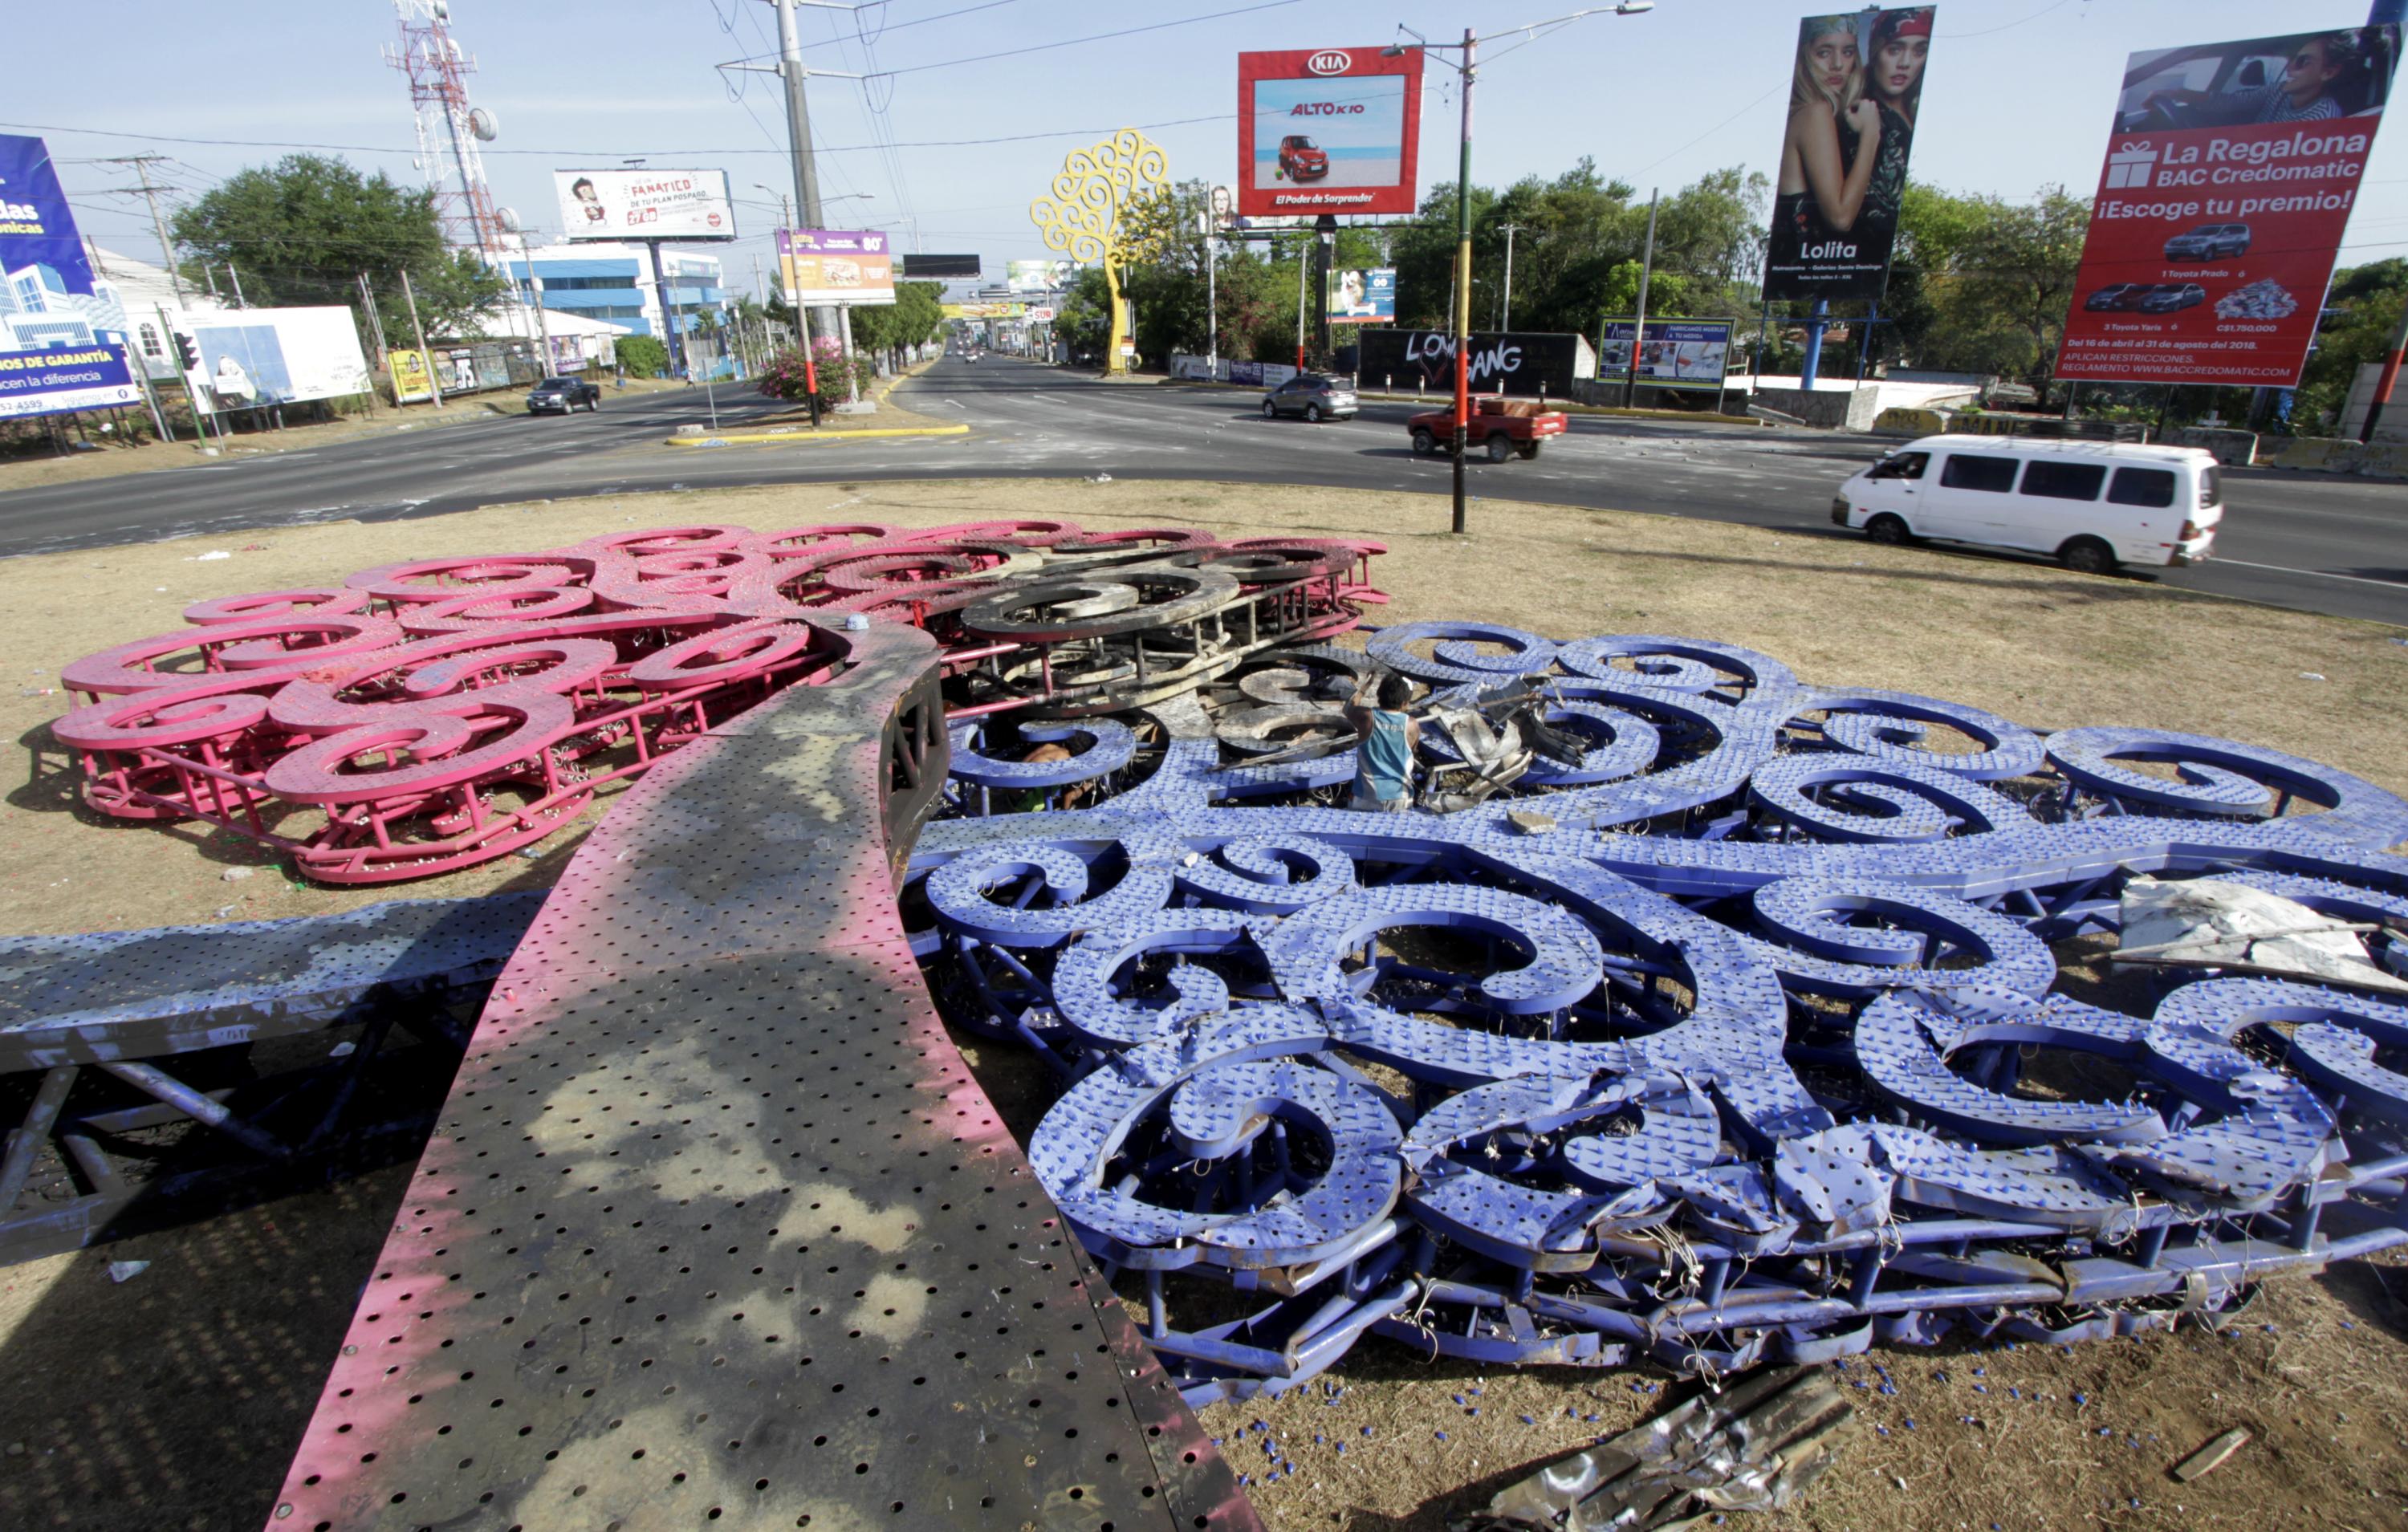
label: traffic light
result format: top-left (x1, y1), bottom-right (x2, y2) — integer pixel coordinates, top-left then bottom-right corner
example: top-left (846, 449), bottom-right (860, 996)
top-left (172, 332), bottom-right (200, 372)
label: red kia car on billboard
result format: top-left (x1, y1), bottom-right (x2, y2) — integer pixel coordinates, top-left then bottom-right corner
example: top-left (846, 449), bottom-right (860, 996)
top-left (1277, 135), bottom-right (1329, 181)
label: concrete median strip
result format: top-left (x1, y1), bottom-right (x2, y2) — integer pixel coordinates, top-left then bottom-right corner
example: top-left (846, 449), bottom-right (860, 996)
top-left (664, 423), bottom-right (970, 448)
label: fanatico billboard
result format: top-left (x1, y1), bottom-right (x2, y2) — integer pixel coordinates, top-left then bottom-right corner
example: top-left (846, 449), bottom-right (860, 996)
top-left (1357, 330), bottom-right (1596, 398)
top-left (2056, 24), bottom-right (2402, 388)
top-left (0, 134), bottom-right (140, 421)
top-left (1598, 319), bottom-right (1735, 391)
top-left (1763, 7), bottom-right (1935, 303)
top-left (1237, 47), bottom-right (1424, 218)
top-left (554, 169), bottom-right (737, 242)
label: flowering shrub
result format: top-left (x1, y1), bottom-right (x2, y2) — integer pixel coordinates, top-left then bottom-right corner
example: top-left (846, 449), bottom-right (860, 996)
top-left (756, 340), bottom-right (877, 405)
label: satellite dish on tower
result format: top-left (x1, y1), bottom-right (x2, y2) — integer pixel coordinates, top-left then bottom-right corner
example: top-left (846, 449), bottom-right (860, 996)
top-left (469, 107), bottom-right (499, 140)
top-left (497, 206), bottom-right (523, 234)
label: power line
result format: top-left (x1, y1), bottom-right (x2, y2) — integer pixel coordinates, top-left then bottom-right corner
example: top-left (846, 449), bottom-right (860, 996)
top-left (868, 0), bottom-right (1299, 78)
top-left (0, 112), bottom-right (1236, 159)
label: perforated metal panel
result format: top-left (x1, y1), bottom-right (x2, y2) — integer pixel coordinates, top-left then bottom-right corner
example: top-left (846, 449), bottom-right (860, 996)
top-left (267, 625), bottom-right (1257, 1531)
top-left (0, 894), bottom-right (543, 1071)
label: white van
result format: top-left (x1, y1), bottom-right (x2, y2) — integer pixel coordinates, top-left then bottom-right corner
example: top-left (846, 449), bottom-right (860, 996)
top-left (1831, 435), bottom-right (2221, 575)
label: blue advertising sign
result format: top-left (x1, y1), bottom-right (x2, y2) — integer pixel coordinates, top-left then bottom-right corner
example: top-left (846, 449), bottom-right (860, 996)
top-left (1327, 267), bottom-right (1396, 324)
top-left (0, 135), bottom-right (140, 421)
top-left (1597, 318), bottom-right (1735, 392)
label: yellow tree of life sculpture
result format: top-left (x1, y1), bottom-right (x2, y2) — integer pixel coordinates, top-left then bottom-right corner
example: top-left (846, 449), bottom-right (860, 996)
top-left (1031, 128), bottom-right (1169, 376)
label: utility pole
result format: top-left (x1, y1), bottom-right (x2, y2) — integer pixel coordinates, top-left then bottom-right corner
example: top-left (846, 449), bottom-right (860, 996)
top-left (399, 267), bottom-right (444, 409)
top-left (1624, 189), bottom-right (1658, 408)
top-left (161, 303), bottom-right (217, 447)
top-left (1295, 235), bottom-right (1310, 371)
top-left (774, 0), bottom-right (836, 344)
top-left (2361, 0), bottom-right (2407, 439)
top-left (1205, 213), bottom-right (1218, 380)
top-left (517, 235), bottom-right (552, 371)
top-left (356, 273), bottom-right (390, 360)
top-left (1498, 222), bottom-right (1523, 331)
top-left (104, 155), bottom-right (185, 302)
top-left (226, 265), bottom-right (247, 309)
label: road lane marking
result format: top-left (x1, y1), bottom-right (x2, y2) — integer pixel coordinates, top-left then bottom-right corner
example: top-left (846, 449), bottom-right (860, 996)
top-left (2208, 558), bottom-right (2406, 591)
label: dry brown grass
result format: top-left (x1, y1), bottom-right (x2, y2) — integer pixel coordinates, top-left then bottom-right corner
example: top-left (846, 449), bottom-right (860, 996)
top-left (0, 477), bottom-right (2403, 1531)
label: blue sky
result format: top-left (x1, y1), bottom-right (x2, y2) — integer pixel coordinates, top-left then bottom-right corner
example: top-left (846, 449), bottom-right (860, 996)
top-left (13, 1), bottom-right (2408, 299)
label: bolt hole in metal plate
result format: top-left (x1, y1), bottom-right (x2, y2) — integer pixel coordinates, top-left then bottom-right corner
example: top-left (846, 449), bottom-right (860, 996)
top-left (266, 624), bottom-right (1255, 1530)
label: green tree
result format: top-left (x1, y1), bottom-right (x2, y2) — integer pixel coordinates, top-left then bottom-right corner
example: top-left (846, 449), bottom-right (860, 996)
top-left (1908, 186), bottom-right (2089, 396)
top-left (172, 154), bottom-right (506, 342)
top-left (2295, 258), bottom-right (2408, 433)
top-left (1053, 267), bottom-right (1113, 361)
top-left (848, 280), bottom-right (947, 352)
top-left (615, 335), bottom-right (669, 379)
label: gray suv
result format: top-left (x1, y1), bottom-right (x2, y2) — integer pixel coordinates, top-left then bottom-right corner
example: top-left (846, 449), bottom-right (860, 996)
top-left (1261, 373), bottom-right (1357, 423)
top-left (2163, 222), bottom-right (2251, 260)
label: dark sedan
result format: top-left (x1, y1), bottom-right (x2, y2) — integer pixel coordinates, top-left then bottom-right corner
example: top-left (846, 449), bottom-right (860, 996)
top-left (2138, 282), bottom-right (2207, 314)
top-left (2084, 282), bottom-right (2153, 312)
top-left (527, 376), bottom-right (601, 414)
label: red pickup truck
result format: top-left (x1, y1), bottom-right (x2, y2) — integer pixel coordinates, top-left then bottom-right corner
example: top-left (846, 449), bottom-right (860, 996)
top-left (1407, 396), bottom-right (1569, 461)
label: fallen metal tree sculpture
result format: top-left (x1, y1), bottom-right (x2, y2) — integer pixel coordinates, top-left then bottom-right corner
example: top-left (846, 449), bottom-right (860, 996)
top-left (52, 520), bottom-right (1381, 883)
top-left (908, 623), bottom-right (2408, 1406)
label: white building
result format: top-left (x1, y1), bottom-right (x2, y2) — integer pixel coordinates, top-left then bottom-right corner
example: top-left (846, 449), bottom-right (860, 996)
top-left (492, 242), bottom-right (724, 341)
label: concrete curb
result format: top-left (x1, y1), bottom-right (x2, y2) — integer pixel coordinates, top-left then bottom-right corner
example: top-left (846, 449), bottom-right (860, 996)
top-left (665, 423), bottom-right (970, 449)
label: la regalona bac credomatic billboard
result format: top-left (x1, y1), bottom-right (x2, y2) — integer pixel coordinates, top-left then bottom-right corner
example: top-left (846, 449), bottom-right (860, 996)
top-left (2056, 25), bottom-right (2402, 388)
top-left (0, 134), bottom-right (140, 421)
top-left (1762, 7), bottom-right (1936, 303)
top-left (1237, 47), bottom-right (1423, 218)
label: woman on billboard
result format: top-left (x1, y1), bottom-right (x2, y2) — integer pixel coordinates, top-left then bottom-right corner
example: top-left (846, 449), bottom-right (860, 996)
top-left (1770, 15), bottom-right (1882, 274)
top-left (1859, 8), bottom-right (1932, 245)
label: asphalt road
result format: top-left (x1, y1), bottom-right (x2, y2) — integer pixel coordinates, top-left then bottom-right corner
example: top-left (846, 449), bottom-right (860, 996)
top-left (2, 353), bottom-right (2402, 627)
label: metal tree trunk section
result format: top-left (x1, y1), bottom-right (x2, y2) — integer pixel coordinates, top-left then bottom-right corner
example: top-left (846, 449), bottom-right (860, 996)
top-left (1031, 128), bottom-right (1169, 373)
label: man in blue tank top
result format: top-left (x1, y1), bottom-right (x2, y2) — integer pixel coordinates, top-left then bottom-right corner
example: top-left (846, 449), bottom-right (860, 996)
top-left (1344, 673), bottom-right (1419, 812)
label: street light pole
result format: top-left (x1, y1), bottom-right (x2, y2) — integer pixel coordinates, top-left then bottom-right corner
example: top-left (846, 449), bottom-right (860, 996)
top-left (1389, 5), bottom-right (1653, 535)
top-left (1451, 28), bottom-right (1476, 534)
top-left (1498, 222), bottom-right (1521, 331)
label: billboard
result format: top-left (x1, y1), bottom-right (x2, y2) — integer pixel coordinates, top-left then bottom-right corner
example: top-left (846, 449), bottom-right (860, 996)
top-left (942, 301), bottom-right (1026, 319)
top-left (1762, 7), bottom-right (1935, 303)
top-left (901, 254), bottom-right (981, 278)
top-left (1007, 259), bottom-right (1064, 292)
top-left (1326, 268), bottom-right (1396, 324)
top-left (388, 348), bottom-right (436, 404)
top-left (2056, 24), bottom-right (2402, 388)
top-left (1356, 330), bottom-right (1596, 398)
top-left (177, 308), bottom-right (371, 410)
top-left (776, 229), bottom-right (895, 307)
top-left (1237, 47), bottom-right (1425, 217)
top-left (554, 170), bottom-right (736, 242)
top-left (1598, 319), bottom-right (1735, 391)
top-left (0, 135), bottom-right (142, 421)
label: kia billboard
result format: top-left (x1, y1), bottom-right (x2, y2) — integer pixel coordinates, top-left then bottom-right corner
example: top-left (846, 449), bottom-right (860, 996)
top-left (2056, 25), bottom-right (2401, 387)
top-left (1237, 47), bottom-right (1424, 217)
top-left (554, 169), bottom-right (737, 242)
top-left (1762, 7), bottom-right (1936, 303)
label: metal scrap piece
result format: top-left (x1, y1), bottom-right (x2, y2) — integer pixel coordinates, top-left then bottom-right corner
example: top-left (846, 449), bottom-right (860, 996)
top-left (1452, 1365), bottom-right (1857, 1530)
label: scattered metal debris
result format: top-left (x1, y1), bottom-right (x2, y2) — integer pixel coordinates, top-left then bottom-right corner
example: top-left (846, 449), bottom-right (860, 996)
top-left (1452, 1366), bottom-right (1856, 1530)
